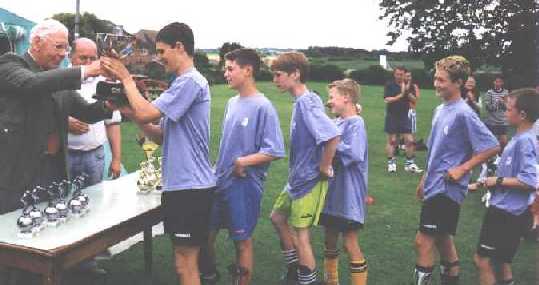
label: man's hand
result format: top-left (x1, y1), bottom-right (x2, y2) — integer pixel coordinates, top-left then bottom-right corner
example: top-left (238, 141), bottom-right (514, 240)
top-left (109, 159), bottom-right (121, 179)
top-left (68, 116), bottom-right (89, 135)
top-left (483, 177), bottom-right (498, 188)
top-left (101, 57), bottom-right (132, 83)
top-left (83, 60), bottom-right (102, 79)
top-left (446, 166), bottom-right (468, 182)
top-left (233, 157), bottom-right (247, 177)
top-left (319, 164), bottom-right (334, 180)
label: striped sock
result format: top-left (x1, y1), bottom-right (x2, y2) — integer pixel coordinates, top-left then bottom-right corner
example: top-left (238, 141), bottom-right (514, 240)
top-left (282, 249), bottom-right (299, 266)
top-left (350, 259), bottom-right (368, 285)
top-left (298, 265), bottom-right (318, 285)
top-left (323, 248), bottom-right (339, 285)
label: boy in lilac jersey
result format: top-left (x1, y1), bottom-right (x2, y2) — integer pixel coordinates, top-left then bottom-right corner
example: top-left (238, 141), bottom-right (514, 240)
top-left (102, 23), bottom-right (216, 285)
top-left (200, 49), bottom-right (285, 285)
top-left (413, 56), bottom-right (500, 285)
top-left (473, 88), bottom-right (539, 285)
top-left (269, 52), bottom-right (340, 285)
top-left (321, 79), bottom-right (368, 285)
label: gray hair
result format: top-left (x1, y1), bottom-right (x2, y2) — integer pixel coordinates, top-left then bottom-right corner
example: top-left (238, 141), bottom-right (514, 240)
top-left (29, 19), bottom-right (68, 43)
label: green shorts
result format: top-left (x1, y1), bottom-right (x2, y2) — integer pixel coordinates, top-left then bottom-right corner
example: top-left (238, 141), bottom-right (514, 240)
top-left (272, 180), bottom-right (328, 228)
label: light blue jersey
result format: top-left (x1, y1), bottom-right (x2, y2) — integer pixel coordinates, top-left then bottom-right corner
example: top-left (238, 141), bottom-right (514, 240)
top-left (324, 116), bottom-right (368, 224)
top-left (152, 68), bottom-right (216, 191)
top-left (423, 99), bottom-right (499, 204)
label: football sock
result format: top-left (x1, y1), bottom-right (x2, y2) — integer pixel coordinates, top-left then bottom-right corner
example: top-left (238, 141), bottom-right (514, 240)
top-left (350, 259), bottom-right (368, 285)
top-left (323, 248), bottom-right (339, 285)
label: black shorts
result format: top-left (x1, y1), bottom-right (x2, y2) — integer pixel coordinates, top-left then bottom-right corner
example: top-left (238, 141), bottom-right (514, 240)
top-left (319, 213), bottom-right (363, 232)
top-left (418, 194), bottom-right (461, 236)
top-left (476, 207), bottom-right (532, 263)
top-left (162, 188), bottom-right (214, 246)
top-left (384, 113), bottom-right (411, 134)
top-left (486, 124), bottom-right (508, 136)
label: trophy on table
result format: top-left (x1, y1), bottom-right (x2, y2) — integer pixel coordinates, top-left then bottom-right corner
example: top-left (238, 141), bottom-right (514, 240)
top-left (68, 175), bottom-right (89, 217)
top-left (16, 191), bottom-right (36, 238)
top-left (136, 134), bottom-right (162, 194)
top-left (53, 181), bottom-right (69, 223)
top-left (29, 188), bottom-right (45, 233)
top-left (16, 187), bottom-right (46, 238)
top-left (40, 185), bottom-right (59, 227)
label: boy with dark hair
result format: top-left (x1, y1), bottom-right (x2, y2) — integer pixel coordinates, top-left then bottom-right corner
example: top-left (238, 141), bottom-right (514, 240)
top-left (473, 88), bottom-right (539, 285)
top-left (413, 55), bottom-right (500, 285)
top-left (199, 48), bottom-right (285, 285)
top-left (322, 79), bottom-right (368, 285)
top-left (270, 52), bottom-right (340, 285)
top-left (102, 22), bottom-right (215, 285)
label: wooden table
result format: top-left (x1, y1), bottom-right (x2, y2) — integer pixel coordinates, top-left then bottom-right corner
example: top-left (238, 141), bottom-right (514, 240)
top-left (0, 173), bottom-right (162, 285)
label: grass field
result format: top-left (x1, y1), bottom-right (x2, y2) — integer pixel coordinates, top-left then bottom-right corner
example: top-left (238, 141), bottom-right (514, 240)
top-left (310, 57), bottom-right (425, 71)
top-left (101, 82), bottom-right (536, 285)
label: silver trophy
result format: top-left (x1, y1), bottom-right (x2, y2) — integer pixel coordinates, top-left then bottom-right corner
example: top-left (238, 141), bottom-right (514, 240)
top-left (29, 188), bottom-right (45, 233)
top-left (17, 191), bottom-right (35, 238)
top-left (40, 185), bottom-right (59, 227)
top-left (54, 181), bottom-right (69, 223)
top-left (69, 176), bottom-right (86, 217)
top-left (73, 176), bottom-right (90, 215)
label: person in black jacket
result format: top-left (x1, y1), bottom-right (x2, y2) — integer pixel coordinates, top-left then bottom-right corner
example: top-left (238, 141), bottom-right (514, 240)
top-left (0, 19), bottom-right (108, 215)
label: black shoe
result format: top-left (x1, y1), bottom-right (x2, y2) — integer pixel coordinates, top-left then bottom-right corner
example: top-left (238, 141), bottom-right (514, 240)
top-left (281, 264), bottom-right (298, 284)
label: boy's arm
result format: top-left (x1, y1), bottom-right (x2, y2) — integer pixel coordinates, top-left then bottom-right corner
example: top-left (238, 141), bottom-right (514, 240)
top-left (234, 153), bottom-right (280, 177)
top-left (416, 173), bottom-right (426, 201)
top-left (446, 146), bottom-right (500, 182)
top-left (482, 177), bottom-right (536, 192)
top-left (320, 136), bottom-right (340, 179)
top-left (137, 121), bottom-right (163, 145)
top-left (447, 112), bottom-right (501, 181)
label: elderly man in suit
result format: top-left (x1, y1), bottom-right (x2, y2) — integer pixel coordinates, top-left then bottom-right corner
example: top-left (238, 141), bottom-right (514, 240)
top-left (0, 19), bottom-right (110, 216)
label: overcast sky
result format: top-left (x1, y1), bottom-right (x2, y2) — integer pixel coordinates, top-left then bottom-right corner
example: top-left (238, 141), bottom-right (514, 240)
top-left (1, 0), bottom-right (409, 51)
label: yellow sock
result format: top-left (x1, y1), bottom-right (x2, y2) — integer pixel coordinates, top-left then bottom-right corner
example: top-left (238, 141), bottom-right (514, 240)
top-left (323, 248), bottom-right (339, 285)
top-left (350, 259), bottom-right (368, 285)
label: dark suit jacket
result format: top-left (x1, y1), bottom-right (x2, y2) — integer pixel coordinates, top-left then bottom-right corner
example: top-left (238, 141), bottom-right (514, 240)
top-left (0, 52), bottom-right (112, 213)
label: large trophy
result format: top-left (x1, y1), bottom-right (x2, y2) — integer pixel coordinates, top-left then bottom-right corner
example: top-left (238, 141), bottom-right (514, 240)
top-left (93, 27), bottom-right (138, 105)
top-left (136, 134), bottom-right (162, 194)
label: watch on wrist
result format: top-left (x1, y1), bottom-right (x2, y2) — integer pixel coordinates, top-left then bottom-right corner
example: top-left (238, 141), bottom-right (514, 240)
top-left (495, 177), bottom-right (504, 187)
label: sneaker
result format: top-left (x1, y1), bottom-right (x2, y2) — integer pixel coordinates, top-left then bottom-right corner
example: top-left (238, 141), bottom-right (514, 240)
top-left (404, 163), bottom-right (423, 174)
top-left (387, 163), bottom-right (397, 173)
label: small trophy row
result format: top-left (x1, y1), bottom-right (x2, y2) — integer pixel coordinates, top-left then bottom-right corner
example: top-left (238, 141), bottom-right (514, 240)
top-left (16, 175), bottom-right (90, 239)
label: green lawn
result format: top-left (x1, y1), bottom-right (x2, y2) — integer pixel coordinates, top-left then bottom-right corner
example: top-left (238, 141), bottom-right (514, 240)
top-left (102, 82), bottom-right (536, 285)
top-left (310, 57), bottom-right (425, 71)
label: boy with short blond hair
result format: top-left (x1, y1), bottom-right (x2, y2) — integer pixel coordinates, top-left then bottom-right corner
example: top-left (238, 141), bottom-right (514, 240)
top-left (322, 79), bottom-right (368, 285)
top-left (413, 56), bottom-right (499, 285)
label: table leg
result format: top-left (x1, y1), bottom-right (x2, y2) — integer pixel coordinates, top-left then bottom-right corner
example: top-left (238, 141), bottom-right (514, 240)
top-left (144, 227), bottom-right (153, 285)
top-left (43, 267), bottom-right (62, 285)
